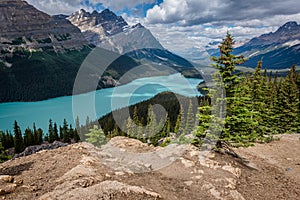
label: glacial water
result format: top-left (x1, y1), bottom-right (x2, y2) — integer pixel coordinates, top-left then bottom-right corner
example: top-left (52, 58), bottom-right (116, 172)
top-left (0, 74), bottom-right (202, 131)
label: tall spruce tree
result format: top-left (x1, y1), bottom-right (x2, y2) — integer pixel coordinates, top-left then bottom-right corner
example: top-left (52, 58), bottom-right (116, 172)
top-left (53, 123), bottom-right (59, 141)
top-left (62, 119), bottom-right (70, 143)
top-left (13, 121), bottom-right (24, 153)
top-left (48, 119), bottom-right (54, 143)
top-left (86, 125), bottom-right (106, 147)
top-left (211, 32), bottom-right (245, 97)
top-left (24, 128), bottom-right (34, 147)
top-left (196, 33), bottom-right (264, 147)
top-left (275, 66), bottom-right (299, 133)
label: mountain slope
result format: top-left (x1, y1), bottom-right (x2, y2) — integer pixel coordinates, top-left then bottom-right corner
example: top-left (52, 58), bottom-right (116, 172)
top-left (68, 9), bottom-right (197, 74)
top-left (0, 1), bottom-right (142, 102)
top-left (0, 0), bottom-right (86, 53)
top-left (234, 21), bottom-right (300, 69)
top-left (0, 1), bottom-right (200, 103)
top-left (67, 9), bottom-right (164, 54)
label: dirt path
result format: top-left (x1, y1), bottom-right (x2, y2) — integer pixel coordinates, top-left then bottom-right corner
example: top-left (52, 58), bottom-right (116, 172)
top-left (235, 134), bottom-right (300, 200)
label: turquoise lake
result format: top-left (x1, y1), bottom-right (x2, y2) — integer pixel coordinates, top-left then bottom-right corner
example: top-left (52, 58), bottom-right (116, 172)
top-left (0, 74), bottom-right (202, 132)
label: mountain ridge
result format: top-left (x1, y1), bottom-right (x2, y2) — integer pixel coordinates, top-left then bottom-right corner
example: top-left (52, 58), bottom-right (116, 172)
top-left (234, 21), bottom-right (300, 68)
top-left (67, 8), bottom-right (164, 54)
top-left (0, 0), bottom-right (87, 53)
top-left (0, 1), bottom-right (200, 103)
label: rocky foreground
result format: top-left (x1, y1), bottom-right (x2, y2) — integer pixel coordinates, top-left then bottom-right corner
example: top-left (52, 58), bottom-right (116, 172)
top-left (0, 135), bottom-right (299, 200)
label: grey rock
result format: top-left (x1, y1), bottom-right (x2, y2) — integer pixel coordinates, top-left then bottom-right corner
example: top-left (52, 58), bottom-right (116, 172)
top-left (13, 141), bottom-right (68, 159)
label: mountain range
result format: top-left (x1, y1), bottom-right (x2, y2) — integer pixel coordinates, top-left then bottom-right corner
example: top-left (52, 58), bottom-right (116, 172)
top-left (234, 21), bottom-right (300, 69)
top-left (0, 0), bottom-right (196, 103)
top-left (1, 0), bottom-right (299, 103)
top-left (67, 9), bottom-right (194, 72)
top-left (198, 21), bottom-right (300, 69)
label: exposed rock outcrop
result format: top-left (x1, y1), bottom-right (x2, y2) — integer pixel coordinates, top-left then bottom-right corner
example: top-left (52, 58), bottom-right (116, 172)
top-left (1, 135), bottom-right (299, 199)
top-left (12, 141), bottom-right (68, 159)
top-left (67, 9), bottom-right (164, 54)
top-left (0, 0), bottom-right (87, 53)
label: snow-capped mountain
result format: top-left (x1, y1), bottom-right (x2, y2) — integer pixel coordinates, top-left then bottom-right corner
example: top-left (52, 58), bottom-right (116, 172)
top-left (234, 21), bottom-right (300, 69)
top-left (67, 9), bottom-right (164, 54)
top-left (67, 9), bottom-right (196, 71)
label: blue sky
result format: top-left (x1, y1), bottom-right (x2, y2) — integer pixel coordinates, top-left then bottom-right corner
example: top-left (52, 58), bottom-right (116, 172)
top-left (27, 0), bottom-right (300, 62)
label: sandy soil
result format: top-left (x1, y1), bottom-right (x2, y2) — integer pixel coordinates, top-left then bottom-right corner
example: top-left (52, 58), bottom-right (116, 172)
top-left (0, 134), bottom-right (299, 200)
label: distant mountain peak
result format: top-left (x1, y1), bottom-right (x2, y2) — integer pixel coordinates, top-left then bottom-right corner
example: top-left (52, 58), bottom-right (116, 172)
top-left (80, 8), bottom-right (87, 13)
top-left (278, 21), bottom-right (299, 32)
top-left (101, 8), bottom-right (112, 13)
top-left (0, 0), bottom-right (87, 52)
top-left (233, 21), bottom-right (300, 68)
top-left (68, 8), bottom-right (164, 53)
top-left (132, 23), bottom-right (144, 29)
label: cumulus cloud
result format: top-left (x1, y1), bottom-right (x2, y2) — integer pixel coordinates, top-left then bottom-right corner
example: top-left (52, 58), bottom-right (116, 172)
top-left (26, 0), bottom-right (300, 62)
top-left (145, 23), bottom-right (277, 62)
top-left (26, 0), bottom-right (92, 15)
top-left (145, 0), bottom-right (300, 26)
top-left (142, 0), bottom-right (300, 61)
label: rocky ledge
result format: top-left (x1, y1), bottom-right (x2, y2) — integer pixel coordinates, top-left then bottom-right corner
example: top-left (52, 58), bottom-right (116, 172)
top-left (0, 135), bottom-right (299, 199)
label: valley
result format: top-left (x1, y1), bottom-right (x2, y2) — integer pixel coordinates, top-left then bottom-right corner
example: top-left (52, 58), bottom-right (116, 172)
top-left (0, 1), bottom-right (300, 199)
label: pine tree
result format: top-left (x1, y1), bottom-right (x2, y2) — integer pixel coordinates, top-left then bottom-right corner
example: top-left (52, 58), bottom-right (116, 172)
top-left (75, 116), bottom-right (81, 134)
top-left (33, 123), bottom-right (38, 145)
top-left (85, 125), bottom-right (106, 147)
top-left (74, 128), bottom-right (81, 143)
top-left (53, 123), bottom-right (59, 141)
top-left (185, 100), bottom-right (196, 134)
top-left (176, 106), bottom-right (186, 135)
top-left (275, 65), bottom-right (299, 133)
top-left (62, 119), bottom-right (70, 143)
top-left (69, 125), bottom-right (75, 142)
top-left (126, 117), bottom-right (135, 138)
top-left (146, 105), bottom-right (158, 138)
top-left (174, 107), bottom-right (182, 134)
top-left (37, 128), bottom-right (43, 144)
top-left (24, 128), bottom-right (34, 147)
top-left (59, 126), bottom-right (63, 141)
top-left (211, 32), bottom-right (245, 97)
top-left (196, 33), bottom-right (264, 147)
top-left (48, 119), bottom-right (54, 143)
top-left (13, 121), bottom-right (24, 153)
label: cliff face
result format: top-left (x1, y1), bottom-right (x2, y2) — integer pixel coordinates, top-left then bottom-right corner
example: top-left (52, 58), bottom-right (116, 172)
top-left (67, 9), bottom-right (164, 54)
top-left (0, 0), bottom-right (87, 52)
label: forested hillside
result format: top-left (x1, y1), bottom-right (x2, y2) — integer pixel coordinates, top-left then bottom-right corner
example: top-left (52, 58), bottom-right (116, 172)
top-left (1, 33), bottom-right (299, 163)
top-left (196, 33), bottom-right (300, 147)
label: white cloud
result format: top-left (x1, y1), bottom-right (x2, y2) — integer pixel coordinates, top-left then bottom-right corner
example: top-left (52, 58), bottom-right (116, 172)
top-left (143, 0), bottom-right (300, 61)
top-left (25, 0), bottom-right (300, 62)
top-left (146, 0), bottom-right (225, 25)
top-left (26, 0), bottom-right (92, 15)
top-left (145, 23), bottom-right (278, 62)
top-left (145, 0), bottom-right (300, 26)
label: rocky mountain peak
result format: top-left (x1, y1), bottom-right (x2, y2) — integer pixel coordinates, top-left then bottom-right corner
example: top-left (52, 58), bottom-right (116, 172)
top-left (132, 23), bottom-right (144, 29)
top-left (278, 21), bottom-right (299, 31)
top-left (68, 9), bottom-right (128, 36)
top-left (67, 8), bottom-right (165, 54)
top-left (0, 0), bottom-right (87, 53)
top-left (243, 21), bottom-right (300, 48)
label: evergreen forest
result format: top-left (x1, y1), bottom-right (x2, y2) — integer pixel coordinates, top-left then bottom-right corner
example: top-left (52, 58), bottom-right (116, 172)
top-left (1, 33), bottom-right (299, 162)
